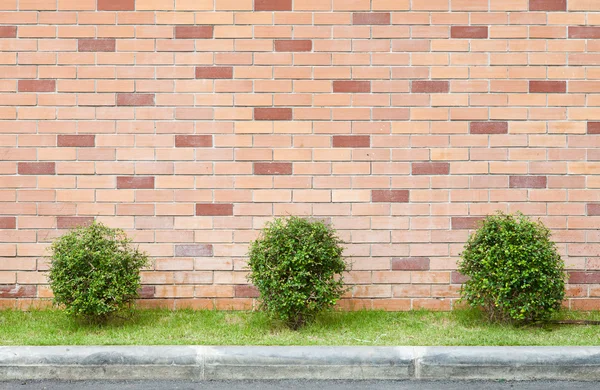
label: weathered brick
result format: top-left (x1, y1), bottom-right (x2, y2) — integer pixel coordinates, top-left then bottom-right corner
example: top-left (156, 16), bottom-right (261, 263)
top-left (274, 40), bottom-right (312, 52)
top-left (117, 94), bottom-right (155, 106)
top-left (195, 67), bottom-right (233, 79)
top-left (254, 162), bottom-right (293, 175)
top-left (254, 108), bottom-right (292, 120)
top-left (175, 26), bottom-right (214, 39)
top-left (392, 258), bottom-right (430, 271)
top-left (0, 285), bottom-right (36, 298)
top-left (451, 26), bottom-right (488, 38)
top-left (138, 286), bottom-right (155, 299)
top-left (175, 135), bottom-right (213, 147)
top-left (569, 272), bottom-right (600, 284)
top-left (97, 0), bottom-right (135, 10)
top-left (57, 135), bottom-right (95, 147)
top-left (235, 285), bottom-right (260, 298)
top-left (372, 190), bottom-right (409, 203)
top-left (78, 39), bottom-right (116, 52)
top-left (0, 27), bottom-right (17, 38)
top-left (255, 0), bottom-right (292, 11)
top-left (333, 81), bottom-right (371, 93)
top-left (587, 204), bottom-right (600, 216)
top-left (18, 80), bottom-right (56, 93)
top-left (117, 176), bottom-right (155, 189)
top-left (196, 204), bottom-right (234, 216)
top-left (530, 0), bottom-right (566, 11)
top-left (0, 217), bottom-right (16, 229)
top-left (175, 244), bottom-right (214, 257)
top-left (451, 272), bottom-right (469, 284)
top-left (412, 81), bottom-right (450, 93)
top-left (470, 122), bottom-right (508, 134)
top-left (18, 162), bottom-right (55, 175)
top-left (452, 217), bottom-right (485, 230)
top-left (509, 176), bottom-right (547, 188)
top-left (412, 163), bottom-right (450, 175)
top-left (57, 217), bottom-right (94, 229)
top-left (332, 135), bottom-right (370, 147)
top-left (353, 13), bottom-right (391, 25)
top-left (529, 81), bottom-right (566, 93)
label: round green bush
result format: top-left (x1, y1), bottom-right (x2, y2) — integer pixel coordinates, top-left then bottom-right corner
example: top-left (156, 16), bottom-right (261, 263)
top-left (248, 216), bottom-right (348, 329)
top-left (48, 222), bottom-right (148, 322)
top-left (457, 212), bottom-right (566, 323)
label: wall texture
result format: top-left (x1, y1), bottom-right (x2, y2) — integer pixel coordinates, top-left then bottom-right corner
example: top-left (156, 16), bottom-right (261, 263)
top-left (1, 0), bottom-right (599, 310)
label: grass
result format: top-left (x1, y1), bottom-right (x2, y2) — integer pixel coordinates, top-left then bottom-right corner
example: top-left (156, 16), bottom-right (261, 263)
top-left (2, 309), bottom-right (600, 346)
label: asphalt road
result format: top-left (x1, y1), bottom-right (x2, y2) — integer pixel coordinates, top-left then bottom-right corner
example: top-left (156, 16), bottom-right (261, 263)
top-left (1, 381), bottom-right (599, 390)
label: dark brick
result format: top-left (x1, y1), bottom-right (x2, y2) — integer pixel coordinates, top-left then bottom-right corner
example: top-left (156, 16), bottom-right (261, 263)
top-left (0, 285), bottom-right (36, 298)
top-left (175, 135), bottom-right (213, 147)
top-left (452, 217), bottom-right (485, 230)
top-left (392, 257), bottom-right (430, 271)
top-left (175, 244), bottom-right (214, 257)
top-left (372, 190), bottom-right (409, 203)
top-left (175, 26), bottom-right (214, 39)
top-left (569, 27), bottom-right (600, 39)
top-left (470, 122), bottom-right (508, 134)
top-left (235, 285), bottom-right (260, 298)
top-left (509, 176), bottom-right (547, 188)
top-left (254, 108), bottom-right (292, 121)
top-left (569, 272), bottom-right (600, 284)
top-left (332, 135), bottom-right (370, 148)
top-left (0, 27), bottom-right (17, 38)
top-left (0, 217), bottom-right (16, 229)
top-left (116, 93), bottom-right (155, 106)
top-left (57, 135), bottom-right (95, 147)
top-left (254, 0), bottom-right (292, 11)
top-left (274, 40), bottom-right (312, 52)
top-left (18, 162), bottom-right (55, 175)
top-left (18, 80), bottom-right (56, 93)
top-left (97, 0), bottom-right (135, 10)
top-left (78, 39), bottom-right (116, 52)
top-left (530, 0), bottom-right (566, 11)
top-left (117, 176), bottom-right (155, 189)
top-left (254, 162), bottom-right (292, 175)
top-left (412, 162), bottom-right (450, 175)
top-left (196, 204), bottom-right (234, 216)
top-left (353, 13), bottom-right (391, 25)
top-left (333, 81), bottom-right (371, 93)
top-left (57, 217), bottom-right (94, 229)
top-left (588, 204), bottom-right (600, 216)
top-left (451, 271), bottom-right (470, 284)
top-left (412, 81), bottom-right (449, 93)
top-left (588, 122), bottom-right (600, 134)
top-left (138, 286), bottom-right (155, 299)
top-left (451, 26), bottom-right (488, 39)
top-left (195, 67), bottom-right (233, 79)
top-left (529, 80), bottom-right (566, 93)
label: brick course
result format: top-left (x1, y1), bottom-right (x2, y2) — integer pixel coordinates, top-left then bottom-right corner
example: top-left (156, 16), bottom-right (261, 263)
top-left (2, 1), bottom-right (599, 310)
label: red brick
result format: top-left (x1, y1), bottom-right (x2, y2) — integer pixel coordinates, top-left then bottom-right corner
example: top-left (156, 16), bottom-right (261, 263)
top-left (588, 204), bottom-right (600, 216)
top-left (412, 162), bottom-right (450, 175)
top-left (175, 26), bottom-right (214, 39)
top-left (372, 190), bottom-right (409, 203)
top-left (254, 162), bottom-right (293, 175)
top-left (138, 286), bottom-right (155, 299)
top-left (18, 162), bottom-right (55, 175)
top-left (0, 285), bottom-right (36, 298)
top-left (117, 94), bottom-right (155, 106)
top-left (412, 81), bottom-right (449, 93)
top-left (529, 81), bottom-right (566, 93)
top-left (255, 0), bottom-right (292, 11)
top-left (509, 176), bottom-right (547, 188)
top-left (452, 217), bottom-right (485, 230)
top-left (235, 285), bottom-right (260, 298)
top-left (470, 122), bottom-right (508, 135)
top-left (117, 176), bottom-right (155, 189)
top-left (392, 258), bottom-right (430, 271)
top-left (275, 40), bottom-right (312, 52)
top-left (57, 135), bottom-right (95, 147)
top-left (569, 27), bottom-right (600, 39)
top-left (97, 0), bottom-right (135, 10)
top-left (195, 67), bottom-right (233, 79)
top-left (196, 204), bottom-right (234, 216)
top-left (588, 122), bottom-right (600, 134)
top-left (175, 245), bottom-right (213, 257)
top-left (254, 108), bottom-right (292, 121)
top-left (353, 13), bottom-right (391, 25)
top-left (18, 80), bottom-right (56, 93)
top-left (451, 26), bottom-right (488, 39)
top-left (57, 217), bottom-right (94, 229)
top-left (333, 81), bottom-right (371, 93)
top-left (0, 217), bottom-right (16, 229)
top-left (0, 27), bottom-right (17, 38)
top-left (175, 135), bottom-right (213, 148)
top-left (78, 39), bottom-right (116, 52)
top-left (332, 135), bottom-right (371, 148)
top-left (530, 0), bottom-right (566, 11)
top-left (451, 271), bottom-right (469, 284)
top-left (569, 272), bottom-right (600, 284)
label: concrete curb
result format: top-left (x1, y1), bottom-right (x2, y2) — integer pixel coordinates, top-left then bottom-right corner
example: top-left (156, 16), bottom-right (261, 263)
top-left (1, 346), bottom-right (600, 381)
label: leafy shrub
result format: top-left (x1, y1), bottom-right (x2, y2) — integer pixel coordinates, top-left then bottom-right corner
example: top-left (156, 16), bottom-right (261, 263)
top-left (457, 212), bottom-right (566, 323)
top-left (48, 222), bottom-right (148, 322)
top-left (248, 216), bottom-right (348, 329)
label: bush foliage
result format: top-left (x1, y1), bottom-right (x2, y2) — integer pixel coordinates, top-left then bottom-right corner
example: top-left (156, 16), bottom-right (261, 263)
top-left (248, 216), bottom-right (348, 329)
top-left (48, 222), bottom-right (148, 322)
top-left (458, 212), bottom-right (566, 324)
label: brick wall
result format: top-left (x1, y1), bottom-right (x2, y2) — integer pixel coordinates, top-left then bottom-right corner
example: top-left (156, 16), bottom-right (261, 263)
top-left (1, 0), bottom-right (599, 311)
